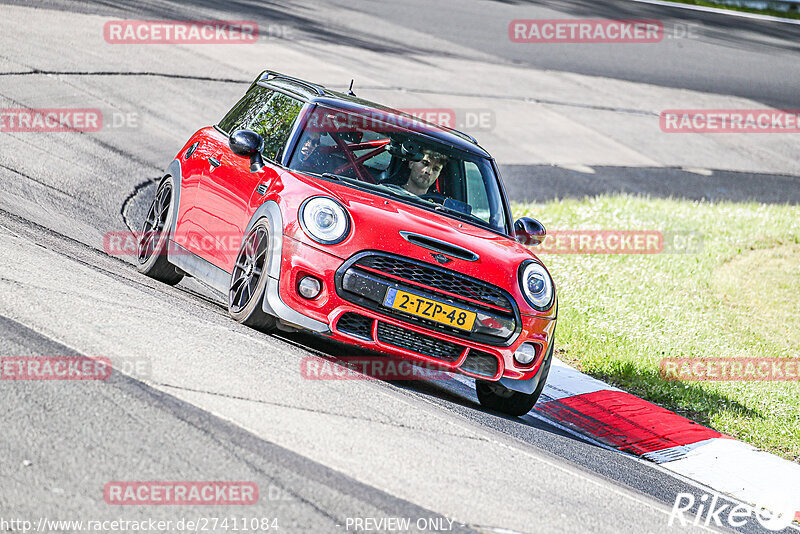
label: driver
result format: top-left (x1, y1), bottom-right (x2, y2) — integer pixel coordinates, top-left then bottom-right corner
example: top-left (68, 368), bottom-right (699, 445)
top-left (293, 130), bottom-right (331, 173)
top-left (403, 149), bottom-right (448, 196)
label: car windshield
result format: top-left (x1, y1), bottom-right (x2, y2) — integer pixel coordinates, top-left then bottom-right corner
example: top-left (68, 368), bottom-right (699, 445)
top-left (287, 105), bottom-right (508, 233)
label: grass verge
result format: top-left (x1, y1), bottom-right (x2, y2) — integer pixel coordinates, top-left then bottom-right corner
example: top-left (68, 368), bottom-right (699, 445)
top-left (514, 194), bottom-right (800, 461)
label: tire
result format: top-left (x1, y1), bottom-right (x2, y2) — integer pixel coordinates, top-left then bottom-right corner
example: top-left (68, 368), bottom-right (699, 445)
top-left (227, 220), bottom-right (277, 333)
top-left (137, 177), bottom-right (184, 285)
top-left (475, 339), bottom-right (555, 417)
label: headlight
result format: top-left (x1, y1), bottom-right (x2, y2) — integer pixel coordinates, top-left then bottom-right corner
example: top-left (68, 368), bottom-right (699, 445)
top-left (299, 196), bottom-right (350, 245)
top-left (518, 261), bottom-right (554, 311)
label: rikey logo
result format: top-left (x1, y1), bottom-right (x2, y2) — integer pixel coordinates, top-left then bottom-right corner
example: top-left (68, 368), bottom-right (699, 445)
top-left (669, 492), bottom-right (798, 531)
top-left (431, 253), bottom-right (453, 264)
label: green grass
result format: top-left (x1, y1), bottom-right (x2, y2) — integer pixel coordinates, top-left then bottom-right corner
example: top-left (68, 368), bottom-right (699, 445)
top-left (661, 0), bottom-right (800, 20)
top-left (513, 195), bottom-right (800, 461)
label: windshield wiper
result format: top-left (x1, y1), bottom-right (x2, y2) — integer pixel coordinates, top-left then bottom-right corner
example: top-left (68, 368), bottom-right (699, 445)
top-left (320, 173), bottom-right (391, 194)
top-left (319, 172), bottom-right (428, 202)
top-left (433, 203), bottom-right (489, 227)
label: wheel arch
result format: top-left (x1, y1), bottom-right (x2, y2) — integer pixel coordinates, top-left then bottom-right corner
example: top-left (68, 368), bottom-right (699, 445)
top-left (241, 201), bottom-right (329, 333)
top-left (163, 158), bottom-right (183, 242)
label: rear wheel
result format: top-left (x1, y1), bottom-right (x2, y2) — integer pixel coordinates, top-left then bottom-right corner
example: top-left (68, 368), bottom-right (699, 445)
top-left (476, 340), bottom-right (554, 417)
top-left (227, 220), bottom-right (276, 333)
top-left (137, 177), bottom-right (183, 285)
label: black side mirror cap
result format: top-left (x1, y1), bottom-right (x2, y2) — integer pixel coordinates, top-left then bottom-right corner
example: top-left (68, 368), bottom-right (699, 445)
top-left (513, 217), bottom-right (546, 246)
top-left (229, 130), bottom-right (265, 173)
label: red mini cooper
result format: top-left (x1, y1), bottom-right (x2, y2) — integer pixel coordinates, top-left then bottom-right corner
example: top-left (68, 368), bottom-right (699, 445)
top-left (137, 71), bottom-right (557, 416)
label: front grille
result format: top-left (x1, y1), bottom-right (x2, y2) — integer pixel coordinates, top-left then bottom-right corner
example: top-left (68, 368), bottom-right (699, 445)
top-left (356, 255), bottom-right (513, 312)
top-left (461, 350), bottom-right (499, 378)
top-left (335, 252), bottom-right (520, 347)
top-left (376, 322), bottom-right (462, 362)
top-left (337, 312), bottom-right (374, 340)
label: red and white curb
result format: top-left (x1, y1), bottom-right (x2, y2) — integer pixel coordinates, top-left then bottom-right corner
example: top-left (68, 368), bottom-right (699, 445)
top-left (530, 358), bottom-right (800, 526)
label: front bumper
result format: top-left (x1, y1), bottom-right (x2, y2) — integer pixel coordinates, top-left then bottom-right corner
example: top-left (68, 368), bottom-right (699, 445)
top-left (272, 235), bottom-right (556, 382)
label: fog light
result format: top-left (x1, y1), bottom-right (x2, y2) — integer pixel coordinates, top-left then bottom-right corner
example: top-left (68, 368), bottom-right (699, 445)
top-left (513, 343), bottom-right (537, 366)
top-left (298, 276), bottom-right (321, 299)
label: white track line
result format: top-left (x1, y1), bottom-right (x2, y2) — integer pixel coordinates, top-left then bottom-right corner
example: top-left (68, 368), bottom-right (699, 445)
top-left (629, 0), bottom-right (800, 25)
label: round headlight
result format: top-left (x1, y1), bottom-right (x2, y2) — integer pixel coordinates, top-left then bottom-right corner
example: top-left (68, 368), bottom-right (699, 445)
top-left (519, 261), bottom-right (554, 311)
top-left (299, 197), bottom-right (350, 245)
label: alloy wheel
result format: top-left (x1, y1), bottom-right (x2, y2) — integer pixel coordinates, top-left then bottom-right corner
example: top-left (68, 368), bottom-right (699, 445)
top-left (138, 182), bottom-right (172, 264)
top-left (229, 226), bottom-right (269, 313)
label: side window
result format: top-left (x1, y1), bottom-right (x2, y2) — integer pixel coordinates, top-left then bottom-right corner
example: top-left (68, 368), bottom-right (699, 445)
top-left (244, 92), bottom-right (303, 162)
top-left (218, 86), bottom-right (274, 134)
top-left (465, 162), bottom-right (491, 223)
top-left (218, 87), bottom-right (303, 162)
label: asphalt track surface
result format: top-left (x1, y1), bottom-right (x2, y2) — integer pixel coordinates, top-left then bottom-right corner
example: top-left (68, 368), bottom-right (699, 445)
top-left (9, 0), bottom-right (800, 108)
top-left (0, 1), bottom-right (798, 533)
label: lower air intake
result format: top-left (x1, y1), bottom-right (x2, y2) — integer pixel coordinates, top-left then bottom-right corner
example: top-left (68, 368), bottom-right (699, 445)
top-left (337, 312), bottom-right (374, 340)
top-left (376, 322), bottom-right (462, 362)
top-left (461, 350), bottom-right (499, 378)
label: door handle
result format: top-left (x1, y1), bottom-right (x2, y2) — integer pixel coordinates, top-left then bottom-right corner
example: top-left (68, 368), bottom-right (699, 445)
top-left (207, 157), bottom-right (221, 168)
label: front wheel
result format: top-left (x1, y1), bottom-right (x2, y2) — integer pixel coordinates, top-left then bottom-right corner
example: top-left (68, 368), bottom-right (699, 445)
top-left (227, 220), bottom-right (276, 333)
top-left (475, 340), bottom-right (554, 417)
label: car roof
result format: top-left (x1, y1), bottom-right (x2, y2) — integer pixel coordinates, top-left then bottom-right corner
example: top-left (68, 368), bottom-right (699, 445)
top-left (255, 70), bottom-right (492, 158)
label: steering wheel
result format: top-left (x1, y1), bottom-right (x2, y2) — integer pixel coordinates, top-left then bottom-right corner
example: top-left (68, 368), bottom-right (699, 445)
top-left (419, 192), bottom-right (446, 204)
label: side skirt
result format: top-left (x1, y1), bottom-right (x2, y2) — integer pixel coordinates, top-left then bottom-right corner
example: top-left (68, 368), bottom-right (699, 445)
top-left (169, 242), bottom-right (231, 294)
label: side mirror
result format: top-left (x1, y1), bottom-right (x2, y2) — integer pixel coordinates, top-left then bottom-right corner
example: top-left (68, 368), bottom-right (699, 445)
top-left (229, 130), bottom-right (265, 173)
top-left (513, 217), bottom-right (546, 246)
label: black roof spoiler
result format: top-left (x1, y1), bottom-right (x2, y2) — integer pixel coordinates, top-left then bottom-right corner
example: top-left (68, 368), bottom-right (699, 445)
top-left (248, 70), bottom-right (326, 96)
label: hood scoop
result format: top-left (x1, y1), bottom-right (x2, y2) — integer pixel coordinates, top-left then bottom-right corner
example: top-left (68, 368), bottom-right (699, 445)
top-left (400, 231), bottom-right (479, 262)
